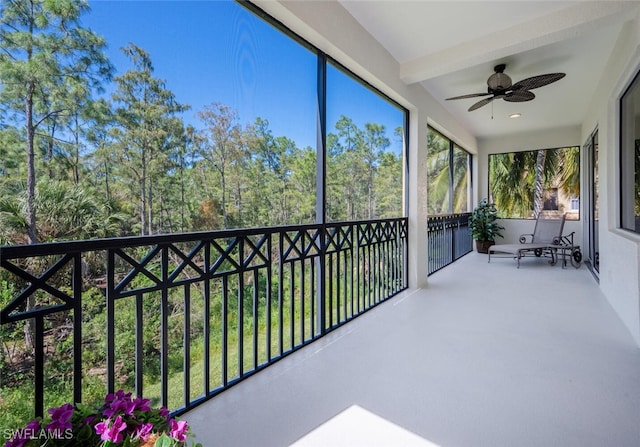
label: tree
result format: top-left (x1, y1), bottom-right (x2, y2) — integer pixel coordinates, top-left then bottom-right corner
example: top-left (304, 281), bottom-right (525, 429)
top-left (489, 151), bottom-right (536, 218)
top-left (426, 128), bottom-right (471, 216)
top-left (195, 103), bottom-right (246, 229)
top-left (451, 147), bottom-right (470, 213)
top-left (326, 116), bottom-right (400, 221)
top-left (362, 123), bottom-right (389, 218)
top-left (248, 117), bottom-right (297, 226)
top-left (0, 0), bottom-right (112, 243)
top-left (85, 98), bottom-right (116, 201)
top-left (0, 179), bottom-right (127, 242)
top-left (533, 149), bottom-right (548, 219)
top-left (375, 151), bottom-right (402, 218)
top-left (0, 126), bottom-right (23, 187)
top-left (328, 115), bottom-right (365, 220)
top-left (288, 146), bottom-right (316, 224)
top-left (111, 43), bottom-right (189, 235)
top-left (489, 147), bottom-right (578, 219)
top-left (426, 128), bottom-right (450, 215)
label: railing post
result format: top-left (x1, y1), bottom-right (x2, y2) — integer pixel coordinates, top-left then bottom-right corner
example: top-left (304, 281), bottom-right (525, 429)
top-left (161, 245), bottom-right (169, 407)
top-left (451, 216), bottom-right (457, 262)
top-left (34, 317), bottom-right (44, 418)
top-left (318, 226), bottom-right (326, 335)
top-left (135, 293), bottom-right (144, 397)
top-left (73, 253), bottom-right (83, 405)
top-left (203, 241), bottom-right (211, 396)
top-left (107, 249), bottom-right (116, 395)
top-left (0, 218), bottom-right (408, 422)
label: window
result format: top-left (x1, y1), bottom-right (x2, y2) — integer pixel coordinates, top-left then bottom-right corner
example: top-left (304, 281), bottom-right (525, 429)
top-left (620, 70), bottom-right (640, 233)
top-left (325, 62), bottom-right (406, 222)
top-left (452, 145), bottom-right (471, 213)
top-left (570, 196), bottom-right (580, 210)
top-left (426, 127), bottom-right (471, 214)
top-left (488, 146), bottom-right (580, 220)
top-left (70, 1), bottom-right (408, 236)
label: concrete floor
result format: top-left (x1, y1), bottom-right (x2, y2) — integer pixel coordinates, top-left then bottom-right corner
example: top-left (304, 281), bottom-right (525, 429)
top-left (184, 252), bottom-right (640, 447)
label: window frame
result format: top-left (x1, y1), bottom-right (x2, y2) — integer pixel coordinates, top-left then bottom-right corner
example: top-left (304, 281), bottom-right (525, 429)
top-left (619, 68), bottom-right (640, 233)
top-left (426, 125), bottom-right (473, 215)
top-left (487, 146), bottom-right (581, 220)
top-left (241, 1), bottom-right (410, 224)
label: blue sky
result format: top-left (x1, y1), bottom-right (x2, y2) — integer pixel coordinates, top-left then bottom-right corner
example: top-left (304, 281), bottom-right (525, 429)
top-left (84, 1), bottom-right (404, 152)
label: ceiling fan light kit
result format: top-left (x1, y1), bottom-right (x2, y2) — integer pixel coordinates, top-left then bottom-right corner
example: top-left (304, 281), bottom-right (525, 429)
top-left (446, 64), bottom-right (565, 112)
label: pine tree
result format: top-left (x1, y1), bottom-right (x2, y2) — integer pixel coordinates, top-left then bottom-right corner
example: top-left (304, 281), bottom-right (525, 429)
top-left (0, 0), bottom-right (112, 243)
top-left (110, 44), bottom-right (189, 235)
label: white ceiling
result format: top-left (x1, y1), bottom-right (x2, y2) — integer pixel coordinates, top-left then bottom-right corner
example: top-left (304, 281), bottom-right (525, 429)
top-left (339, 1), bottom-right (640, 139)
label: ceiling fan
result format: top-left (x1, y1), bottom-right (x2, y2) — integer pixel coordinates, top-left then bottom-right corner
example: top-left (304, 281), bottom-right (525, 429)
top-left (446, 64), bottom-right (565, 111)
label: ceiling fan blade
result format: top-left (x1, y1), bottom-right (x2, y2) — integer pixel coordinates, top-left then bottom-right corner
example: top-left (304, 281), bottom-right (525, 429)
top-left (446, 92), bottom-right (491, 100)
top-left (511, 73), bottom-right (565, 91)
top-left (504, 90), bottom-right (535, 102)
top-left (468, 97), bottom-right (495, 111)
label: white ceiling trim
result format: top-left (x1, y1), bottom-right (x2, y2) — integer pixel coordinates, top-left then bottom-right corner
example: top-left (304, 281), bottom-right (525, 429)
top-left (400, 1), bottom-right (638, 84)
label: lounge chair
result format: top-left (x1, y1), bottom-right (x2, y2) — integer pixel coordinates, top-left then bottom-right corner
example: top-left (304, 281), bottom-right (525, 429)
top-left (488, 214), bottom-right (566, 268)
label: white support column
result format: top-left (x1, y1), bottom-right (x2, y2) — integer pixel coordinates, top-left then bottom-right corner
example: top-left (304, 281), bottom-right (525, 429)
top-left (407, 111), bottom-right (429, 289)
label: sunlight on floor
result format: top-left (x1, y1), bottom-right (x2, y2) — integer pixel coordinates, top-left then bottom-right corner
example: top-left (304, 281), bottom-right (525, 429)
top-left (290, 405), bottom-right (441, 447)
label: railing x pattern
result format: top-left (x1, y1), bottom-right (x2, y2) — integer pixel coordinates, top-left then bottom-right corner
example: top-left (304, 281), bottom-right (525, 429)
top-left (0, 218), bottom-right (407, 420)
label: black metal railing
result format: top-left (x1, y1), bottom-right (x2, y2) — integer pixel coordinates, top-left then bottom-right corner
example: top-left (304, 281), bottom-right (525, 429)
top-left (0, 218), bottom-right (407, 420)
top-left (427, 213), bottom-right (472, 275)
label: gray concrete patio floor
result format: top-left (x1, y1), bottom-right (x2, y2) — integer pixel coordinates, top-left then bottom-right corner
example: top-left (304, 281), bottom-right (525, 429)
top-left (184, 252), bottom-right (640, 447)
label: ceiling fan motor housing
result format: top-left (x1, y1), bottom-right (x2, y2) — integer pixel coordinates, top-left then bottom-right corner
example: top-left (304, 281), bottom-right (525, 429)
top-left (487, 72), bottom-right (512, 92)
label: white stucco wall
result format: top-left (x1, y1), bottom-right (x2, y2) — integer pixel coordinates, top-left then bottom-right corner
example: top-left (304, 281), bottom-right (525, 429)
top-left (580, 14), bottom-right (640, 345)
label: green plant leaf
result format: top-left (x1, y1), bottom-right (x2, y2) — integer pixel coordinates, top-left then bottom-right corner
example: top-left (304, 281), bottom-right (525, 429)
top-left (155, 434), bottom-right (175, 447)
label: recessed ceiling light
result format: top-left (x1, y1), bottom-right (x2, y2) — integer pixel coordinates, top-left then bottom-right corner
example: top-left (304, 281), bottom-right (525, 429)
top-left (510, 113), bottom-right (521, 119)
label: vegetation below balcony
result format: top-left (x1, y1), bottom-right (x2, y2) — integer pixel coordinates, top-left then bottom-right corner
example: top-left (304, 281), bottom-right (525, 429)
top-left (0, 219), bottom-right (408, 431)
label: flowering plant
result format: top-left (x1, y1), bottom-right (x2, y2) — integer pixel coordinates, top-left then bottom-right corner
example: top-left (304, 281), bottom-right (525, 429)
top-left (4, 390), bottom-right (202, 447)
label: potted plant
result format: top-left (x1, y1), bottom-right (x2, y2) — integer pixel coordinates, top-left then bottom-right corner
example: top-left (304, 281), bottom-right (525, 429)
top-left (4, 390), bottom-right (202, 447)
top-left (468, 199), bottom-right (504, 253)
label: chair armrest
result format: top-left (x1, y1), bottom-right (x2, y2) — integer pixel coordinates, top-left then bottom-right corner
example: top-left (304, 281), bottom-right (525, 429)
top-left (560, 231), bottom-right (576, 246)
top-left (519, 234), bottom-right (533, 244)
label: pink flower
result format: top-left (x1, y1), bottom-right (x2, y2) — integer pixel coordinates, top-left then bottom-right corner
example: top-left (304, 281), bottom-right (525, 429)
top-left (135, 422), bottom-right (154, 441)
top-left (105, 390), bottom-right (131, 404)
top-left (82, 415), bottom-right (96, 425)
top-left (4, 437), bottom-right (28, 447)
top-left (103, 400), bottom-right (136, 417)
top-left (103, 391), bottom-right (136, 417)
top-left (45, 403), bottom-right (74, 432)
top-left (169, 419), bottom-right (188, 442)
top-left (159, 406), bottom-right (170, 418)
top-left (133, 397), bottom-right (151, 412)
top-left (94, 420), bottom-right (108, 439)
top-left (26, 420), bottom-right (41, 430)
top-left (95, 415), bottom-right (127, 443)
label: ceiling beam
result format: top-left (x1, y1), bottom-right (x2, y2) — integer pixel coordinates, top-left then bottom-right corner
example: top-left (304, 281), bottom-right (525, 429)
top-left (400, 1), bottom-right (638, 84)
